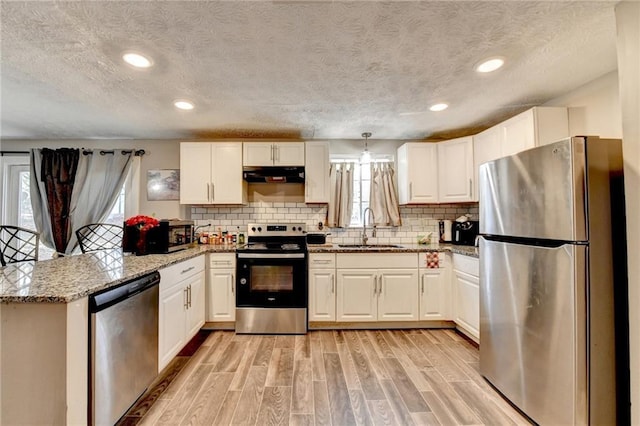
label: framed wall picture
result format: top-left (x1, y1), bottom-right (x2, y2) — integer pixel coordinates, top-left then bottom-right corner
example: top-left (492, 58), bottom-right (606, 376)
top-left (147, 169), bottom-right (180, 201)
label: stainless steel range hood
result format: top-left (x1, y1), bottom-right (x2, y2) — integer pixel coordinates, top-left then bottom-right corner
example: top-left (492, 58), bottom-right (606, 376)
top-left (242, 166), bottom-right (305, 183)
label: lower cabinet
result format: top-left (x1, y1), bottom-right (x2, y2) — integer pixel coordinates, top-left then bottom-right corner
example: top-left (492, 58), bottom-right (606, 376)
top-left (418, 253), bottom-right (450, 320)
top-left (158, 255), bottom-right (206, 372)
top-left (335, 253), bottom-right (419, 322)
top-left (309, 253), bottom-right (337, 321)
top-left (207, 253), bottom-right (236, 322)
top-left (452, 254), bottom-right (480, 341)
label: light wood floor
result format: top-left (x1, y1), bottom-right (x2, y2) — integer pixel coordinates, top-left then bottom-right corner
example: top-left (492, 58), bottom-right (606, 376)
top-left (119, 329), bottom-right (532, 425)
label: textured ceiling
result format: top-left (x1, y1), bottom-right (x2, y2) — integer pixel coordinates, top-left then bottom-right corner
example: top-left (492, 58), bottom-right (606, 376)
top-left (0, 1), bottom-right (619, 141)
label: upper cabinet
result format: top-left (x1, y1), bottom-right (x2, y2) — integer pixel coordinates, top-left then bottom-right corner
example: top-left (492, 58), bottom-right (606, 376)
top-left (304, 141), bottom-right (330, 203)
top-left (437, 136), bottom-right (474, 203)
top-left (397, 142), bottom-right (439, 204)
top-left (243, 142), bottom-right (305, 166)
top-left (180, 142), bottom-right (246, 205)
top-left (473, 106), bottom-right (569, 200)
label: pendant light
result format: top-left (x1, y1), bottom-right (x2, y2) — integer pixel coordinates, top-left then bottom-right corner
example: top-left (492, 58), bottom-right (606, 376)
top-left (360, 132), bottom-right (372, 164)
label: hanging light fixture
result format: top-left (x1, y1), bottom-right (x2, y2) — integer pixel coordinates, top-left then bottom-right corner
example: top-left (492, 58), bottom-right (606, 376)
top-left (360, 132), bottom-right (372, 164)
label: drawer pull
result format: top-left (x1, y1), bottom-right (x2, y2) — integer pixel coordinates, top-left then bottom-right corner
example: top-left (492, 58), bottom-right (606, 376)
top-left (181, 266), bottom-right (195, 274)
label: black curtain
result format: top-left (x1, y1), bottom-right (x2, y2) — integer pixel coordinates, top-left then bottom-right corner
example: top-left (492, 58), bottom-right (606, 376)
top-left (40, 148), bottom-right (79, 254)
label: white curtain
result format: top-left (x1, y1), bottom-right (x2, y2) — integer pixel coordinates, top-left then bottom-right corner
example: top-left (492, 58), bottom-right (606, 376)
top-left (369, 162), bottom-right (401, 226)
top-left (66, 150), bottom-right (133, 254)
top-left (327, 162), bottom-right (354, 228)
top-left (30, 149), bottom-right (134, 256)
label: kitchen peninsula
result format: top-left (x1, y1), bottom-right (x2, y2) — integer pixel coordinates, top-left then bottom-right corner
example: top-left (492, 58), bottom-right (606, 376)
top-left (0, 243), bottom-right (476, 424)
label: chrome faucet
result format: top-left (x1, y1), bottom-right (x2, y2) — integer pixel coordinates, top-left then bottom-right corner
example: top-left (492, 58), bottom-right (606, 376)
top-left (362, 207), bottom-right (377, 245)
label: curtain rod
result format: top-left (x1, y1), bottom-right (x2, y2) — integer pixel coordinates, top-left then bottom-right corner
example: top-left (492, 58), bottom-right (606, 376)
top-left (1, 149), bottom-right (146, 156)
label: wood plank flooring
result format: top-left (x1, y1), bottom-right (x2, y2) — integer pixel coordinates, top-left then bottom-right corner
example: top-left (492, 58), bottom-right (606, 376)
top-left (118, 329), bottom-right (532, 426)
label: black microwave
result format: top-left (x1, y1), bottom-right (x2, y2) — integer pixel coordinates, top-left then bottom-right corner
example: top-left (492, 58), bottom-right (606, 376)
top-left (124, 219), bottom-right (194, 253)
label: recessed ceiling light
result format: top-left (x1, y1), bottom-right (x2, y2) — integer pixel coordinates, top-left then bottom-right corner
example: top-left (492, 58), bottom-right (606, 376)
top-left (174, 100), bottom-right (194, 110)
top-left (476, 57), bottom-right (505, 73)
top-left (122, 52), bottom-right (153, 68)
top-left (429, 103), bottom-right (448, 112)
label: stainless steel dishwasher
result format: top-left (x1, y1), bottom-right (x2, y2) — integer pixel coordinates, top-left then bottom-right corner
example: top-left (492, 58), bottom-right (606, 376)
top-left (89, 271), bottom-right (160, 426)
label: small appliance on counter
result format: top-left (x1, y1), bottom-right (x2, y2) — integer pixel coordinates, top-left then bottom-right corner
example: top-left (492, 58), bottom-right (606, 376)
top-left (124, 219), bottom-right (194, 254)
top-left (452, 220), bottom-right (479, 245)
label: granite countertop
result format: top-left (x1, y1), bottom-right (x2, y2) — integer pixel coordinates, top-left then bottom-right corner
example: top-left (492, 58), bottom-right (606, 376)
top-left (0, 245), bottom-right (235, 304)
top-left (308, 243), bottom-right (479, 258)
top-left (0, 242), bottom-right (477, 304)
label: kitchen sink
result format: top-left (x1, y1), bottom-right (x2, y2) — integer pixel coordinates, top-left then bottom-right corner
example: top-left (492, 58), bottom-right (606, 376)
top-left (338, 244), bottom-right (404, 248)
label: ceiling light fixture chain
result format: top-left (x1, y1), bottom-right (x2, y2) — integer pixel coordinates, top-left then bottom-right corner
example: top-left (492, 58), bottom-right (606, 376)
top-left (361, 132), bottom-right (372, 164)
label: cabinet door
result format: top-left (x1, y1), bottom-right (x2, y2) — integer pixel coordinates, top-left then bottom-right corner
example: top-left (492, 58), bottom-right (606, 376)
top-left (419, 269), bottom-right (448, 320)
top-left (207, 268), bottom-right (236, 322)
top-left (473, 127), bottom-right (502, 202)
top-left (377, 269), bottom-right (419, 321)
top-left (501, 109), bottom-right (535, 157)
top-left (336, 269), bottom-right (377, 321)
top-left (243, 142), bottom-right (275, 166)
top-left (305, 141), bottom-right (330, 203)
top-left (211, 142), bottom-right (245, 204)
top-left (438, 137), bottom-right (474, 202)
top-left (274, 142), bottom-right (305, 166)
top-left (309, 269), bottom-right (336, 321)
top-left (185, 271), bottom-right (206, 340)
top-left (180, 143), bottom-right (212, 204)
top-left (397, 143), bottom-right (439, 204)
top-left (159, 284), bottom-right (187, 372)
top-left (454, 269), bottom-right (480, 340)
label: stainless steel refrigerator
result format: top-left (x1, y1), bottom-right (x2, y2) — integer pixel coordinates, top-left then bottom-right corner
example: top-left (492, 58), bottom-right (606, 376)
top-left (478, 136), bottom-right (630, 425)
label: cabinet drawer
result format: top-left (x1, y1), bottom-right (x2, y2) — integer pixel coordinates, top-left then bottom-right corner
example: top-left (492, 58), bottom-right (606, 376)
top-left (453, 254), bottom-right (479, 276)
top-left (208, 253), bottom-right (236, 269)
top-left (159, 255), bottom-right (205, 292)
top-left (309, 253), bottom-right (336, 269)
top-left (337, 253), bottom-right (418, 269)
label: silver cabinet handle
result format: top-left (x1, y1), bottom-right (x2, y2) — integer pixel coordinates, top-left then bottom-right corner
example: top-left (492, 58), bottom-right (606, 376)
top-left (270, 144), bottom-right (274, 162)
top-left (184, 287), bottom-right (189, 309)
top-left (211, 182), bottom-right (215, 201)
top-left (409, 182), bottom-right (413, 200)
top-left (331, 274), bottom-right (335, 294)
top-left (421, 274), bottom-right (425, 294)
top-left (188, 284), bottom-right (192, 308)
top-left (469, 179), bottom-right (472, 198)
top-left (379, 275), bottom-right (383, 295)
top-left (206, 183), bottom-right (210, 202)
top-left (181, 266), bottom-right (195, 275)
top-left (313, 259), bottom-right (332, 264)
top-left (231, 274), bottom-right (235, 294)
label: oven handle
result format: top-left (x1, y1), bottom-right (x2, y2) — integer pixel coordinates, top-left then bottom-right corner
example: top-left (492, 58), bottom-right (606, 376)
top-left (237, 253), bottom-right (306, 259)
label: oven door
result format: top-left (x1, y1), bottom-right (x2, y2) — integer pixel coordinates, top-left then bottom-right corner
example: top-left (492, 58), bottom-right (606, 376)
top-left (236, 253), bottom-right (307, 308)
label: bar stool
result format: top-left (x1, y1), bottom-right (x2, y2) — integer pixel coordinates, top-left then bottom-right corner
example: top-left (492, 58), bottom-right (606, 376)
top-left (76, 223), bottom-right (124, 254)
top-left (0, 225), bottom-right (40, 266)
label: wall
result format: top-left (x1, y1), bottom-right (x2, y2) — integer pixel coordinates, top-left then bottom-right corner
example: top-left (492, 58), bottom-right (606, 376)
top-left (0, 139), bottom-right (187, 220)
top-left (191, 202), bottom-right (478, 245)
top-left (616, 2), bottom-right (640, 423)
top-left (545, 71), bottom-right (623, 138)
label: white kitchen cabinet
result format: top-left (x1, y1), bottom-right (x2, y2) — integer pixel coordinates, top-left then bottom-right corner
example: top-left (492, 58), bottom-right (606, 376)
top-left (397, 142), bottom-right (439, 204)
top-left (418, 252), bottom-right (450, 321)
top-left (304, 141), bottom-right (330, 203)
top-left (473, 126), bottom-right (502, 201)
top-left (336, 269), bottom-right (378, 321)
top-left (243, 142), bottom-right (305, 166)
top-left (336, 253), bottom-right (419, 322)
top-left (452, 254), bottom-right (479, 342)
top-left (158, 255), bottom-right (206, 372)
top-left (437, 136), bottom-right (474, 202)
top-left (206, 253), bottom-right (236, 322)
top-left (180, 142), bottom-right (246, 204)
top-left (309, 253), bottom-right (336, 322)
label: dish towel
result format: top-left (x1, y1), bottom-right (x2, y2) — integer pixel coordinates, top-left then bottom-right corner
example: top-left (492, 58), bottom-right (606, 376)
top-left (425, 252), bottom-right (440, 268)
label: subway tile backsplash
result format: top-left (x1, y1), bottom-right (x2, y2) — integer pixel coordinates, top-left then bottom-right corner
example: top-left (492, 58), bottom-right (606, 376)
top-left (191, 202), bottom-right (478, 245)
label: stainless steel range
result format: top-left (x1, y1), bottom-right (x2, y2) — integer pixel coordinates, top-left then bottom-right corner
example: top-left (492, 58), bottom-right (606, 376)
top-left (235, 223), bottom-right (308, 334)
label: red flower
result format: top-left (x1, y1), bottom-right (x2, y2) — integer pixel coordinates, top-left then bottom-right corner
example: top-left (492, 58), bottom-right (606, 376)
top-left (125, 215), bottom-right (159, 228)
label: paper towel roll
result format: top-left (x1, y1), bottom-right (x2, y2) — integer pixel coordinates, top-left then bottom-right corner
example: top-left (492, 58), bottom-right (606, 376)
top-left (443, 220), bottom-right (452, 242)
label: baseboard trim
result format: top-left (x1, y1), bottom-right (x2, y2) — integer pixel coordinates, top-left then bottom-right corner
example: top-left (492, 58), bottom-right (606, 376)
top-left (308, 320), bottom-right (456, 330)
